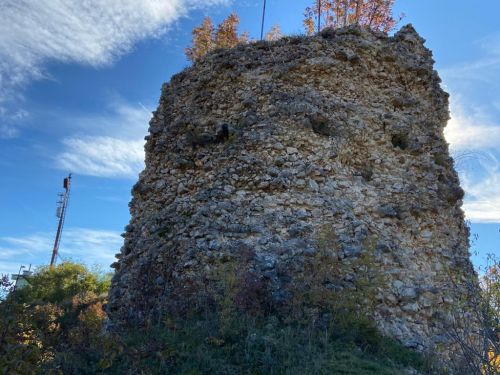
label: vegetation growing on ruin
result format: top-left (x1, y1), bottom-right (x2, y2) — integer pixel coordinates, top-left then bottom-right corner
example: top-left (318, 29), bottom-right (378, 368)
top-left (4, 253), bottom-right (500, 374)
top-left (184, 0), bottom-right (404, 61)
top-left (98, 311), bottom-right (432, 375)
top-left (0, 262), bottom-right (111, 375)
top-left (184, 14), bottom-right (250, 62)
top-left (1, 260), bottom-right (437, 374)
top-left (303, 0), bottom-right (405, 35)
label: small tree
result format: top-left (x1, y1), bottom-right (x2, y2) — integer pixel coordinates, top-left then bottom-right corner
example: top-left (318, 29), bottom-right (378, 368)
top-left (0, 274), bottom-right (14, 302)
top-left (184, 14), bottom-right (250, 62)
top-left (265, 23), bottom-right (283, 41)
top-left (14, 260), bottom-right (111, 304)
top-left (215, 13), bottom-right (245, 49)
top-left (443, 254), bottom-right (500, 374)
top-left (184, 17), bottom-right (216, 62)
top-left (303, 0), bottom-right (404, 35)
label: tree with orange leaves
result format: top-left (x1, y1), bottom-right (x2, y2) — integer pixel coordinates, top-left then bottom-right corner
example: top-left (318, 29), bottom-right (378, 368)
top-left (215, 13), bottom-right (247, 49)
top-left (184, 17), bottom-right (216, 62)
top-left (265, 23), bottom-right (282, 41)
top-left (185, 14), bottom-right (250, 62)
top-left (303, 0), bottom-right (404, 35)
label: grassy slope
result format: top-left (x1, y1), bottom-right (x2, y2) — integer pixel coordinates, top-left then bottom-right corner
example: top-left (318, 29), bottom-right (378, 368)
top-left (95, 312), bottom-right (435, 375)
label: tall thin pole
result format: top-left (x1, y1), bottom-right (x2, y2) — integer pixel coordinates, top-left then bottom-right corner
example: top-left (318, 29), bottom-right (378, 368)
top-left (260, 0), bottom-right (267, 40)
top-left (51, 173), bottom-right (72, 266)
top-left (318, 0), bottom-right (321, 34)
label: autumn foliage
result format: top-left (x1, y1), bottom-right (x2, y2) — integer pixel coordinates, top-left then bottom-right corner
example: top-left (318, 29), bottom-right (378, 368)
top-left (185, 14), bottom-right (250, 62)
top-left (184, 17), bottom-right (215, 63)
top-left (304, 0), bottom-right (404, 35)
top-left (0, 262), bottom-right (112, 374)
top-left (265, 23), bottom-right (283, 42)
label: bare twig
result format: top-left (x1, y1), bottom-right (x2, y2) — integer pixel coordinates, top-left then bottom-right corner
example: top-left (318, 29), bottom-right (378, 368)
top-left (451, 149), bottom-right (489, 173)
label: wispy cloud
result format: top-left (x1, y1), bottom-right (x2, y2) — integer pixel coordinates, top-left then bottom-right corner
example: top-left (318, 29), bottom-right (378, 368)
top-left (440, 58), bottom-right (500, 83)
top-left (0, 124), bottom-right (18, 139)
top-left (439, 32), bottom-right (500, 224)
top-left (57, 136), bottom-right (145, 178)
top-left (55, 101), bottom-right (150, 178)
top-left (461, 154), bottom-right (500, 224)
top-left (478, 33), bottom-right (500, 56)
top-left (444, 94), bottom-right (500, 224)
top-left (0, 227), bottom-right (122, 276)
top-left (440, 32), bottom-right (500, 84)
top-left (0, 0), bottom-right (232, 102)
top-left (69, 101), bottom-right (152, 139)
top-left (60, 228), bottom-right (122, 265)
top-left (1, 233), bottom-right (53, 258)
top-left (445, 96), bottom-right (500, 152)
top-left (0, 107), bottom-right (29, 139)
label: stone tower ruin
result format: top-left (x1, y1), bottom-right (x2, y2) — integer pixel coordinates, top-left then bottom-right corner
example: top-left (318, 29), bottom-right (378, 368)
top-left (106, 24), bottom-right (477, 352)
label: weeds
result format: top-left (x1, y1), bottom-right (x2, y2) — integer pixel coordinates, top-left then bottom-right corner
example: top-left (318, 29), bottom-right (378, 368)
top-left (102, 310), bottom-right (428, 375)
top-left (441, 254), bottom-right (500, 374)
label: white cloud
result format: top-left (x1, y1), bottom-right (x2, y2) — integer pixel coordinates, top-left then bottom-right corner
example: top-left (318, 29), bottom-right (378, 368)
top-left (439, 33), bottom-right (500, 224)
top-left (55, 101), bottom-right (150, 178)
top-left (441, 33), bottom-right (500, 155)
top-left (461, 154), bottom-right (500, 224)
top-left (478, 32), bottom-right (500, 57)
top-left (444, 96), bottom-right (500, 151)
top-left (1, 234), bottom-right (53, 257)
top-left (59, 228), bottom-right (122, 266)
top-left (0, 107), bottom-right (29, 139)
top-left (0, 124), bottom-right (19, 139)
top-left (440, 32), bottom-right (500, 84)
top-left (443, 95), bottom-right (500, 224)
top-left (0, 0), bottom-right (232, 102)
top-left (57, 136), bottom-right (145, 178)
top-left (0, 227), bottom-right (122, 277)
top-left (440, 57), bottom-right (500, 83)
top-left (71, 101), bottom-right (152, 139)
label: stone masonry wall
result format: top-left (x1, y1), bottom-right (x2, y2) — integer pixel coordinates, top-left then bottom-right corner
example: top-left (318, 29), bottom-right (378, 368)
top-left (106, 24), bottom-right (477, 352)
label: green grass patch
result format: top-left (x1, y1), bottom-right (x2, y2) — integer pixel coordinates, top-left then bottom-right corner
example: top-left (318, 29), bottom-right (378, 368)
top-left (96, 311), bottom-right (432, 375)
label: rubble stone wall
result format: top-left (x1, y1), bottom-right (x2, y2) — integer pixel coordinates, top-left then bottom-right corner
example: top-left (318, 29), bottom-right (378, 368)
top-left (106, 24), bottom-right (477, 352)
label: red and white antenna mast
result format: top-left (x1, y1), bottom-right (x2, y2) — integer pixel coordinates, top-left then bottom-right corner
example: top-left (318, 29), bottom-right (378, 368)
top-left (51, 173), bottom-right (72, 266)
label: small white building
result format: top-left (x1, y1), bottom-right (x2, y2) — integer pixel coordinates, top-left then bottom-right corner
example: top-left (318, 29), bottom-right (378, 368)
top-left (11, 270), bottom-right (33, 289)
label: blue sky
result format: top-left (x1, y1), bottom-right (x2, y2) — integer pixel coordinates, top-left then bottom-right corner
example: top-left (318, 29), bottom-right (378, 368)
top-left (0, 0), bottom-right (499, 277)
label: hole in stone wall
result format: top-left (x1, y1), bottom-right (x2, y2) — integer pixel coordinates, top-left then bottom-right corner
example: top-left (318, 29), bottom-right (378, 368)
top-left (391, 134), bottom-right (409, 150)
top-left (309, 113), bottom-right (335, 137)
top-left (361, 167), bottom-right (373, 182)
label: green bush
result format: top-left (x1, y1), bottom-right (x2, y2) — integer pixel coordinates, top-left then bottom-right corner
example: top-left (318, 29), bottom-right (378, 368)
top-left (0, 256), bottom-right (443, 374)
top-left (13, 260), bottom-right (111, 304)
top-left (0, 261), bottom-right (111, 375)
